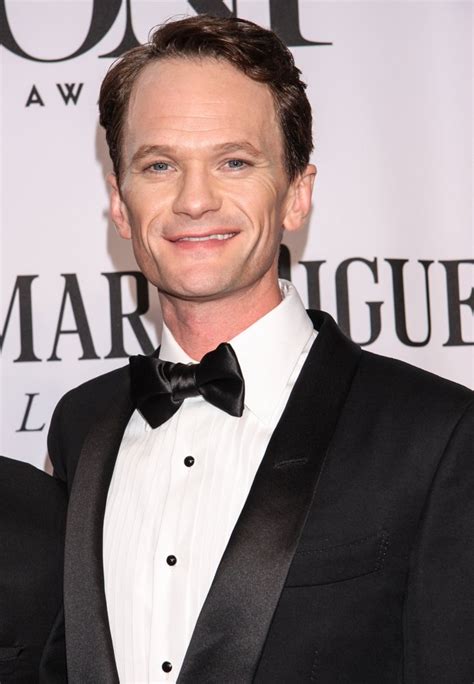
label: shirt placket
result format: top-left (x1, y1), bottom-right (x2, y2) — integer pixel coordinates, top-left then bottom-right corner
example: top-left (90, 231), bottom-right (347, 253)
top-left (149, 398), bottom-right (203, 681)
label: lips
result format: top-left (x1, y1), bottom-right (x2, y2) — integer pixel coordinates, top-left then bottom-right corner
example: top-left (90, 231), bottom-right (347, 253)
top-left (169, 230), bottom-right (238, 243)
top-left (175, 232), bottom-right (236, 242)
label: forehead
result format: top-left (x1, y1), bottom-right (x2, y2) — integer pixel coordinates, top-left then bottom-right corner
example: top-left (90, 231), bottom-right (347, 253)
top-left (123, 57), bottom-right (282, 158)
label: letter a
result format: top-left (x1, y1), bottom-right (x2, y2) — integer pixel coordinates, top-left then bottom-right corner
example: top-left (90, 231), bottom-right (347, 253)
top-left (25, 84), bottom-right (44, 107)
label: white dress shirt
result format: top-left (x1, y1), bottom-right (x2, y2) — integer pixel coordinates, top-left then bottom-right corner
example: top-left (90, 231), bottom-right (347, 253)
top-left (103, 280), bottom-right (316, 683)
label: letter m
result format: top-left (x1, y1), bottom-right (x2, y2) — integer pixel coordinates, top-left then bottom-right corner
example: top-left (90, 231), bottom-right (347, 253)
top-left (0, 275), bottom-right (40, 361)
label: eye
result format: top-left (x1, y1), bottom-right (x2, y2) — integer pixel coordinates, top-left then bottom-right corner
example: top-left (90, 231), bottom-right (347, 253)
top-left (148, 161), bottom-right (171, 172)
top-left (225, 159), bottom-right (247, 170)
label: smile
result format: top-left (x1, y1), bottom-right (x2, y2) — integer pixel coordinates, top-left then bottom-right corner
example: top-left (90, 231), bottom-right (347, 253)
top-left (174, 233), bottom-right (237, 243)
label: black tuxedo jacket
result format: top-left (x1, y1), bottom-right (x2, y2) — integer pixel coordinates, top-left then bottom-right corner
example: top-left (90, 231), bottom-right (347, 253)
top-left (47, 311), bottom-right (474, 683)
top-left (0, 456), bottom-right (67, 683)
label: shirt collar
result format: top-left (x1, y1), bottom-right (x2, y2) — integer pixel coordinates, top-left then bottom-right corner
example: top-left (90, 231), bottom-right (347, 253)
top-left (159, 280), bottom-right (315, 423)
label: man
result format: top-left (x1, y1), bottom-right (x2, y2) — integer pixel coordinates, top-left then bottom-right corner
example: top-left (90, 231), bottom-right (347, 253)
top-left (48, 14), bottom-right (473, 683)
top-left (0, 455), bottom-right (66, 683)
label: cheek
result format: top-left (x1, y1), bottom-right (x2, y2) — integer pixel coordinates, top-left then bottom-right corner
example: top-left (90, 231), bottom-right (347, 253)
top-left (126, 196), bottom-right (165, 242)
top-left (129, 231), bottom-right (163, 284)
top-left (232, 182), bottom-right (281, 226)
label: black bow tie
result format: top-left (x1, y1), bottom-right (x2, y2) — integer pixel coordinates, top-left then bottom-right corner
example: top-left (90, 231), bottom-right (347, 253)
top-left (129, 342), bottom-right (245, 429)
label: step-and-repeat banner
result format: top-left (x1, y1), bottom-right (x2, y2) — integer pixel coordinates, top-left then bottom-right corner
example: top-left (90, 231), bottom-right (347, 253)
top-left (1, 1), bottom-right (473, 469)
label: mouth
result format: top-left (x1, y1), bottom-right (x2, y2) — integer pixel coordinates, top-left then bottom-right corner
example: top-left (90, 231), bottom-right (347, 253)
top-left (170, 231), bottom-right (238, 243)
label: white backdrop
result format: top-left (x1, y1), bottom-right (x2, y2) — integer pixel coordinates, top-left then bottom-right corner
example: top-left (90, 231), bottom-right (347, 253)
top-left (1, 0), bottom-right (473, 469)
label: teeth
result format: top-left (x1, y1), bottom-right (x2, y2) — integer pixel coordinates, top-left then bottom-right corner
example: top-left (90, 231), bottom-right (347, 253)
top-left (177, 233), bottom-right (235, 242)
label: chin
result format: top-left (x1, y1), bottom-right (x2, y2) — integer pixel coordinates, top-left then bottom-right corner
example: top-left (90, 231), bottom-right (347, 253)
top-left (159, 270), bottom-right (233, 297)
top-left (160, 278), bottom-right (236, 302)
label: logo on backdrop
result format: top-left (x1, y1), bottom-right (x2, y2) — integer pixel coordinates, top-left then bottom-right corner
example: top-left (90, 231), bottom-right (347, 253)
top-left (1, 255), bottom-right (473, 432)
top-left (2, 255), bottom-right (473, 360)
top-left (1, 0), bottom-right (331, 63)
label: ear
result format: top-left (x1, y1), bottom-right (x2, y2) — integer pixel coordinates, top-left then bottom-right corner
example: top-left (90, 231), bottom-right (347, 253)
top-left (108, 173), bottom-right (132, 240)
top-left (282, 164), bottom-right (316, 232)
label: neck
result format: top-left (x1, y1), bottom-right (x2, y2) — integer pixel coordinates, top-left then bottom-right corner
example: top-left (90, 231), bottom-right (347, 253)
top-left (159, 282), bottom-right (282, 361)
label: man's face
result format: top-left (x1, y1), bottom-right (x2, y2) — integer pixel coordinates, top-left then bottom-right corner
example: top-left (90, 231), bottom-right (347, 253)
top-left (109, 57), bottom-right (314, 306)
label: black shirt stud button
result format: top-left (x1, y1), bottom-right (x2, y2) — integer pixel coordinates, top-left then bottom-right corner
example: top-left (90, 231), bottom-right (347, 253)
top-left (184, 456), bottom-right (195, 467)
top-left (166, 555), bottom-right (177, 566)
top-left (162, 661), bottom-right (172, 673)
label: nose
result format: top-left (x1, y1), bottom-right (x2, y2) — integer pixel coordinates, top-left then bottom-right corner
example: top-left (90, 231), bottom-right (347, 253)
top-left (172, 165), bottom-right (222, 219)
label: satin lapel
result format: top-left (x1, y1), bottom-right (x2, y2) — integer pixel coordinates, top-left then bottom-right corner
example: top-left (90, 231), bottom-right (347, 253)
top-left (178, 312), bottom-right (361, 683)
top-left (64, 380), bottom-right (134, 684)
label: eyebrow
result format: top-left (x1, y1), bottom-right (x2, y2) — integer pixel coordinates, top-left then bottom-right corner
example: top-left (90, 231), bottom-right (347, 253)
top-left (131, 141), bottom-right (263, 165)
top-left (213, 141), bottom-right (263, 157)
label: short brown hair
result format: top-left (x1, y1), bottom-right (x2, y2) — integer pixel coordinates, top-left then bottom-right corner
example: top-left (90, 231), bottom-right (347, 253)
top-left (99, 15), bottom-right (313, 183)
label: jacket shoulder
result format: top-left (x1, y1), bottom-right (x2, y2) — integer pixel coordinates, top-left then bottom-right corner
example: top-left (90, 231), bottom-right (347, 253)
top-left (360, 349), bottom-right (471, 402)
top-left (310, 309), bottom-right (472, 415)
top-left (355, 349), bottom-right (473, 436)
top-left (55, 364), bottom-right (130, 413)
top-left (47, 365), bottom-right (130, 484)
